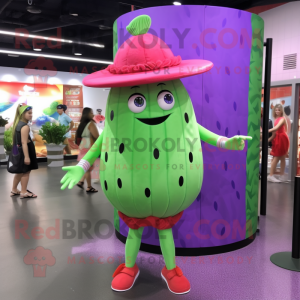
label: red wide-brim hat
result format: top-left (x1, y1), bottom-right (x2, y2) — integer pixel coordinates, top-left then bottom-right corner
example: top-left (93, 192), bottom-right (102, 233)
top-left (83, 15), bottom-right (213, 88)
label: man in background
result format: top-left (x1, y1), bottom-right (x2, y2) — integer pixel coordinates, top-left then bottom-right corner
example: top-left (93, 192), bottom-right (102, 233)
top-left (57, 104), bottom-right (74, 155)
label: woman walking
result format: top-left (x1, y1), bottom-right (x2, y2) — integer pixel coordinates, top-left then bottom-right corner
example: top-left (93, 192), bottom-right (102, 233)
top-left (75, 108), bottom-right (99, 192)
top-left (267, 104), bottom-right (290, 183)
top-left (10, 104), bottom-right (38, 198)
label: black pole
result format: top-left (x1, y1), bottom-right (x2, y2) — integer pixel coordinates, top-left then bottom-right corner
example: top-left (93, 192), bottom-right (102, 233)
top-left (292, 177), bottom-right (300, 259)
top-left (260, 38), bottom-right (273, 216)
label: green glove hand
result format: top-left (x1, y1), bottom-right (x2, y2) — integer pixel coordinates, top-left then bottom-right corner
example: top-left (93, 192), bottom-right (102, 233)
top-left (60, 166), bottom-right (85, 190)
top-left (225, 135), bottom-right (252, 151)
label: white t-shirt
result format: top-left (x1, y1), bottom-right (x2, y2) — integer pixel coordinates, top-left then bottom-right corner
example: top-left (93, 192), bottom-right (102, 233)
top-left (28, 122), bottom-right (34, 139)
top-left (79, 122), bottom-right (92, 150)
top-left (58, 112), bottom-right (72, 138)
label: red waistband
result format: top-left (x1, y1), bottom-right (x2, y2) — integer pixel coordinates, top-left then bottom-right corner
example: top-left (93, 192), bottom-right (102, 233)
top-left (118, 211), bottom-right (184, 230)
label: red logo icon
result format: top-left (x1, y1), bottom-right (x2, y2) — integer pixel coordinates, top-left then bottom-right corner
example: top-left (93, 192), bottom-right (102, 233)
top-left (24, 57), bottom-right (57, 84)
top-left (23, 246), bottom-right (56, 277)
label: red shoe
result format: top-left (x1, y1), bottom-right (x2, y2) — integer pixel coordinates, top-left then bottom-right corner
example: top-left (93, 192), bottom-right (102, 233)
top-left (111, 263), bottom-right (140, 292)
top-left (161, 266), bottom-right (190, 294)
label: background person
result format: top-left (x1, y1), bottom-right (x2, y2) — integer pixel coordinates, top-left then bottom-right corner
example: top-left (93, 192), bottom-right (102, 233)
top-left (57, 104), bottom-right (74, 155)
top-left (10, 104), bottom-right (38, 198)
top-left (267, 104), bottom-right (290, 183)
top-left (75, 107), bottom-right (99, 193)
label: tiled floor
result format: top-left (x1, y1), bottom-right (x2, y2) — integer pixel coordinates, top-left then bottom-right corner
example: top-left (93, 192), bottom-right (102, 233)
top-left (0, 161), bottom-right (299, 300)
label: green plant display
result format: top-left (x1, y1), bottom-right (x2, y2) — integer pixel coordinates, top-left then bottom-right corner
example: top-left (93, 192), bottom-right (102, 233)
top-left (39, 122), bottom-right (69, 145)
top-left (0, 116), bottom-right (9, 127)
top-left (4, 127), bottom-right (13, 152)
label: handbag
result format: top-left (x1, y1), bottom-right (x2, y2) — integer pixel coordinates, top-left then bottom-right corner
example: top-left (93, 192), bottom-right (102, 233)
top-left (7, 126), bottom-right (29, 174)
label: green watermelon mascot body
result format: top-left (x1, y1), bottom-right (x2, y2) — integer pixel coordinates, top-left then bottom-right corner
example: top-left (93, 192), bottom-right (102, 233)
top-left (61, 15), bottom-right (251, 295)
top-left (101, 79), bottom-right (204, 219)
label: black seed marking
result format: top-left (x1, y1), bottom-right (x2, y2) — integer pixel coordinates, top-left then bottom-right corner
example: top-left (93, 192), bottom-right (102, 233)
top-left (105, 152), bottom-right (108, 162)
top-left (110, 110), bottom-right (114, 121)
top-left (184, 113), bottom-right (189, 123)
top-left (179, 176), bottom-right (184, 187)
top-left (153, 148), bottom-right (159, 159)
top-left (145, 188), bottom-right (151, 198)
top-left (104, 180), bottom-right (108, 190)
top-left (119, 143), bottom-right (124, 154)
top-left (117, 178), bottom-right (122, 188)
top-left (189, 152), bottom-right (193, 163)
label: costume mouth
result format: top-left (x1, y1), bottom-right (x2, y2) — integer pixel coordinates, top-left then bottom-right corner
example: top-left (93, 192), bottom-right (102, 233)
top-left (136, 114), bottom-right (171, 125)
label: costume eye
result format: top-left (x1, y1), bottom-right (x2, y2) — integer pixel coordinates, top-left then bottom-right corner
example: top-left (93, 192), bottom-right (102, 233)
top-left (128, 94), bottom-right (146, 113)
top-left (157, 91), bottom-right (175, 110)
top-left (34, 257), bottom-right (37, 260)
top-left (42, 257), bottom-right (46, 260)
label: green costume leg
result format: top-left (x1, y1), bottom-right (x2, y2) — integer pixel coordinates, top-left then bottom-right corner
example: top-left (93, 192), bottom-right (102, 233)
top-left (157, 228), bottom-right (176, 270)
top-left (125, 227), bottom-right (144, 268)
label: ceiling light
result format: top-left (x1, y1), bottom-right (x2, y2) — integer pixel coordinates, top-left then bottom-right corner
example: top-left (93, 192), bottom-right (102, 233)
top-left (0, 30), bottom-right (16, 36)
top-left (99, 25), bottom-right (112, 30)
top-left (0, 49), bottom-right (113, 64)
top-left (88, 43), bottom-right (105, 48)
top-left (33, 39), bottom-right (42, 51)
top-left (27, 6), bottom-right (42, 14)
top-left (0, 30), bottom-right (106, 47)
top-left (72, 44), bottom-right (83, 56)
top-left (173, 2), bottom-right (181, 5)
top-left (32, 36), bottom-right (73, 43)
top-left (2, 74), bottom-right (18, 81)
top-left (69, 10), bottom-right (79, 17)
top-left (0, 30), bottom-right (73, 43)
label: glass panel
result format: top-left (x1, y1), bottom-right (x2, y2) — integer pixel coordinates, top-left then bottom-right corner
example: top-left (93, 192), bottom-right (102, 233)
top-left (261, 86), bottom-right (292, 176)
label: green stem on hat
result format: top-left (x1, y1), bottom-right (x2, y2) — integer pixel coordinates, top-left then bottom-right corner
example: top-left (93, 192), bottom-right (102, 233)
top-left (126, 15), bottom-right (151, 36)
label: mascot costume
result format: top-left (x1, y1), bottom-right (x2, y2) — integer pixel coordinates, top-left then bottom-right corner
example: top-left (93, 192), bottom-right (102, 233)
top-left (61, 15), bottom-right (252, 295)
